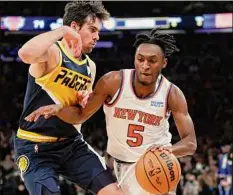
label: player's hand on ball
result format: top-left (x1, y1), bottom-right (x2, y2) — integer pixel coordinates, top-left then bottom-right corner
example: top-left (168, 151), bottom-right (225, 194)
top-left (24, 104), bottom-right (63, 122)
top-left (77, 90), bottom-right (90, 108)
top-left (147, 144), bottom-right (172, 153)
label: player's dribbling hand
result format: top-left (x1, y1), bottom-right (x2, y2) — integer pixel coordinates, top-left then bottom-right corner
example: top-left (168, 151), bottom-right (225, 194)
top-left (24, 104), bottom-right (63, 122)
top-left (77, 90), bottom-right (90, 108)
top-left (62, 26), bottom-right (82, 58)
top-left (147, 144), bottom-right (172, 153)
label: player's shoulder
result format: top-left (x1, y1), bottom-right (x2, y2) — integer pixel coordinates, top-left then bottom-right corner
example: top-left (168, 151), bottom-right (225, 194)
top-left (161, 75), bottom-right (181, 94)
top-left (171, 84), bottom-right (183, 96)
top-left (85, 55), bottom-right (96, 66)
top-left (85, 54), bottom-right (94, 62)
top-left (103, 70), bottom-right (121, 81)
top-left (168, 83), bottom-right (187, 107)
top-left (103, 68), bottom-right (131, 80)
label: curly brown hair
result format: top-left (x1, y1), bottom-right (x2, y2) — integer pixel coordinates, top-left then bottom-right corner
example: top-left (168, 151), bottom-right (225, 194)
top-left (63, 1), bottom-right (110, 27)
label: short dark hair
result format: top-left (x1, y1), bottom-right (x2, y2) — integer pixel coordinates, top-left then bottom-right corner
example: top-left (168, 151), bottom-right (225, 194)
top-left (133, 28), bottom-right (179, 57)
top-left (63, 1), bottom-right (110, 27)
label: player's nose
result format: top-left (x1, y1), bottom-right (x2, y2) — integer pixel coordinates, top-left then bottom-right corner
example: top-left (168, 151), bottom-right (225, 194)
top-left (142, 61), bottom-right (150, 69)
top-left (93, 32), bottom-right (99, 41)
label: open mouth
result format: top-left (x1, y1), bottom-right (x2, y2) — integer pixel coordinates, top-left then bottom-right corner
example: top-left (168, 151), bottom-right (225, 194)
top-left (141, 73), bottom-right (151, 76)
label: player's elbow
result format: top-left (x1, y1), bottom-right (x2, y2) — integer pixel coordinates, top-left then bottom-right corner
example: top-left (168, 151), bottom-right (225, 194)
top-left (71, 113), bottom-right (85, 125)
top-left (73, 117), bottom-right (86, 125)
top-left (73, 114), bottom-right (89, 125)
top-left (18, 48), bottom-right (35, 64)
top-left (188, 139), bottom-right (197, 155)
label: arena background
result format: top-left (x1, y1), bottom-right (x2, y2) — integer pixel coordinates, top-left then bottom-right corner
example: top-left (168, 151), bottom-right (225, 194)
top-left (0, 1), bottom-right (232, 195)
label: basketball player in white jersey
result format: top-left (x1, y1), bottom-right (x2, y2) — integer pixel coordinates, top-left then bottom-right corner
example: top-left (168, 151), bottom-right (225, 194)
top-left (25, 28), bottom-right (197, 195)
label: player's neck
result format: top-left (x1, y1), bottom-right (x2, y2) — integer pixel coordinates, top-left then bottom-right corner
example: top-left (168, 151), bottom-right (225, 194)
top-left (134, 76), bottom-right (159, 98)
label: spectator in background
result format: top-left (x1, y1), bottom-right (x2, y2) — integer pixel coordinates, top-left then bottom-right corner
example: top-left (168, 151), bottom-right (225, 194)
top-left (218, 140), bottom-right (232, 195)
top-left (183, 171), bottom-right (200, 195)
top-left (198, 166), bottom-right (218, 195)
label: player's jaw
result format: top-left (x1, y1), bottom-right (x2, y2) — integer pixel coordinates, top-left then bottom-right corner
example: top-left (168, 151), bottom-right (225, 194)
top-left (137, 67), bottom-right (162, 86)
top-left (83, 41), bottom-right (97, 53)
top-left (139, 72), bottom-right (153, 85)
top-left (136, 71), bottom-right (154, 86)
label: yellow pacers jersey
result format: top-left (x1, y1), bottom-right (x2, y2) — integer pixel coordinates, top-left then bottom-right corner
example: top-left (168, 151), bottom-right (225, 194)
top-left (36, 42), bottom-right (92, 106)
top-left (18, 41), bottom-right (92, 137)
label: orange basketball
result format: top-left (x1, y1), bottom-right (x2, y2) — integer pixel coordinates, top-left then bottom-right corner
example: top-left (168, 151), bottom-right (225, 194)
top-left (135, 150), bottom-right (181, 194)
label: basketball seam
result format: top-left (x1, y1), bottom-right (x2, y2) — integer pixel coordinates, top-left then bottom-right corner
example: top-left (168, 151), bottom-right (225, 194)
top-left (153, 152), bottom-right (170, 192)
top-left (143, 151), bottom-right (162, 194)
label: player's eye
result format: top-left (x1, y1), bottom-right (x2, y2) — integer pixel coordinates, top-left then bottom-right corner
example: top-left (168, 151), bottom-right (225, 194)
top-left (90, 27), bottom-right (96, 33)
top-left (138, 58), bottom-right (144, 62)
top-left (149, 59), bottom-right (157, 63)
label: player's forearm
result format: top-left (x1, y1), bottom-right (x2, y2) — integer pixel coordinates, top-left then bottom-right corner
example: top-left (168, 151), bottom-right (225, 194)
top-left (170, 135), bottom-right (197, 158)
top-left (56, 106), bottom-right (85, 124)
top-left (18, 26), bottom-right (65, 64)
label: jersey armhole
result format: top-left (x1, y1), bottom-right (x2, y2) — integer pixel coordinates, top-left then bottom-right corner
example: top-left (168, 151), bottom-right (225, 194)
top-left (164, 83), bottom-right (173, 118)
top-left (104, 70), bottom-right (124, 107)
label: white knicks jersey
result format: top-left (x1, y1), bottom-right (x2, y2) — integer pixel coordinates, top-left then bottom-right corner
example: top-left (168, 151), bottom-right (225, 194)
top-left (103, 69), bottom-right (173, 162)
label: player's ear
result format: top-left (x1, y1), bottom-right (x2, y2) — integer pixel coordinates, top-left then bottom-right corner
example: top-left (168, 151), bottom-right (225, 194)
top-left (162, 58), bottom-right (168, 69)
top-left (70, 21), bottom-right (81, 31)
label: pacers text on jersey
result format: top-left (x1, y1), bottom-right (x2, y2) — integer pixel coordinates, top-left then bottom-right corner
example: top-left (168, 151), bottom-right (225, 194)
top-left (54, 68), bottom-right (91, 91)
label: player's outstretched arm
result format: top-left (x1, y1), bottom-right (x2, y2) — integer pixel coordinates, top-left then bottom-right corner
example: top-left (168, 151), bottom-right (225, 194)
top-left (18, 26), bottom-right (81, 78)
top-left (168, 85), bottom-right (197, 158)
top-left (18, 26), bottom-right (80, 64)
top-left (25, 71), bottom-right (120, 124)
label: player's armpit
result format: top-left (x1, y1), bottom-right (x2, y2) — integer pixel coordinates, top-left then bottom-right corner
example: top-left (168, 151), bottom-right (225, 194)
top-left (168, 85), bottom-right (197, 158)
top-left (29, 44), bottom-right (60, 78)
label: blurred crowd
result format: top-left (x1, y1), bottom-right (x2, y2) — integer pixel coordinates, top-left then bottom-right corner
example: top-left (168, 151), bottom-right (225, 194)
top-left (0, 32), bottom-right (232, 195)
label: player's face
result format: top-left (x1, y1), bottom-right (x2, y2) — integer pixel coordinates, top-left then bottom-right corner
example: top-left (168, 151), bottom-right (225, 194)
top-left (134, 43), bottom-right (167, 86)
top-left (75, 16), bottom-right (101, 54)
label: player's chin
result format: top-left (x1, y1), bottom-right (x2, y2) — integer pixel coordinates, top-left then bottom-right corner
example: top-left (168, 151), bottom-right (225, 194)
top-left (84, 47), bottom-right (94, 54)
top-left (140, 80), bottom-right (153, 86)
top-left (139, 77), bottom-right (153, 86)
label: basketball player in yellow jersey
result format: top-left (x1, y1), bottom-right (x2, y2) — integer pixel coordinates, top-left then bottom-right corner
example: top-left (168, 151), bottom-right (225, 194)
top-left (26, 28), bottom-right (197, 195)
top-left (15, 1), bottom-right (124, 195)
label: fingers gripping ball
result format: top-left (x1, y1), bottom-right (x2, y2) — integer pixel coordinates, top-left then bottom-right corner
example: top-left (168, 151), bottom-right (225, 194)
top-left (135, 150), bottom-right (181, 194)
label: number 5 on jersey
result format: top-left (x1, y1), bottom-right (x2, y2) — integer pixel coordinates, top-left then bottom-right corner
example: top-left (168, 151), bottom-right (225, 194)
top-left (127, 124), bottom-right (145, 147)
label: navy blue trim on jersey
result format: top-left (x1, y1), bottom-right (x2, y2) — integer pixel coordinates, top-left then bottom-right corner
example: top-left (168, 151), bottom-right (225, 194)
top-left (104, 70), bottom-right (124, 106)
top-left (165, 83), bottom-right (173, 114)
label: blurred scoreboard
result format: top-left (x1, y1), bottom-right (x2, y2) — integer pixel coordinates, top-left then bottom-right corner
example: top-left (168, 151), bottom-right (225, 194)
top-left (0, 13), bottom-right (232, 32)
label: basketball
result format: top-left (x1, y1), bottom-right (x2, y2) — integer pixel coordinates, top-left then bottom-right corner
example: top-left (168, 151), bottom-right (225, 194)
top-left (135, 150), bottom-right (181, 194)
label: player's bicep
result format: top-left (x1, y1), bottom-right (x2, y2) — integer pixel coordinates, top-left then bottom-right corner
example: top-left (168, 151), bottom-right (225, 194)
top-left (29, 44), bottom-right (60, 78)
top-left (168, 85), bottom-right (195, 139)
